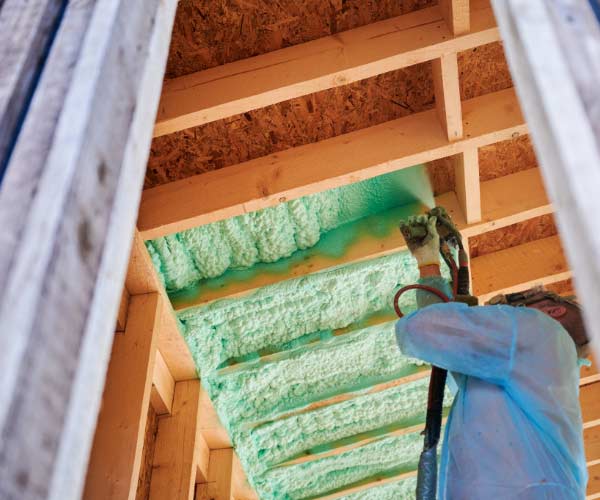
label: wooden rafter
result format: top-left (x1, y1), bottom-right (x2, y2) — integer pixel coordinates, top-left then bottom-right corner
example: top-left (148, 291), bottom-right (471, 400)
top-left (154, 0), bottom-right (497, 136)
top-left (140, 88), bottom-right (525, 240)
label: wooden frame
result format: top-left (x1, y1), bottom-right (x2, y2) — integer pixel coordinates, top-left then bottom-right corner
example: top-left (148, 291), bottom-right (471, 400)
top-left (0, 1), bottom-right (178, 498)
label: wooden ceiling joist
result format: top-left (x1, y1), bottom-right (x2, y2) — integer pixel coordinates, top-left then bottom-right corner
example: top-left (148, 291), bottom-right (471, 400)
top-left (140, 87), bottom-right (525, 240)
top-left (154, 0), bottom-right (497, 137)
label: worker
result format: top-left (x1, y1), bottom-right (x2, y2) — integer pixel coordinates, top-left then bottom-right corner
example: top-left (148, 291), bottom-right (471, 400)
top-left (395, 214), bottom-right (590, 499)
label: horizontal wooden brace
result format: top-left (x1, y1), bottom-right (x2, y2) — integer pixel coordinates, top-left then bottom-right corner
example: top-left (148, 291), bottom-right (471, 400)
top-left (140, 87), bottom-right (526, 240)
top-left (154, 0), bottom-right (497, 136)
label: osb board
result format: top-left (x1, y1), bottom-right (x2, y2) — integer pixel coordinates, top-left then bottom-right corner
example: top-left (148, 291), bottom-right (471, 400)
top-left (458, 41), bottom-right (513, 101)
top-left (427, 156), bottom-right (455, 196)
top-left (146, 63), bottom-right (434, 187)
top-left (135, 405), bottom-right (160, 500)
top-left (479, 135), bottom-right (538, 182)
top-left (425, 135), bottom-right (538, 196)
top-left (165, 0), bottom-right (436, 79)
top-left (469, 213), bottom-right (558, 258)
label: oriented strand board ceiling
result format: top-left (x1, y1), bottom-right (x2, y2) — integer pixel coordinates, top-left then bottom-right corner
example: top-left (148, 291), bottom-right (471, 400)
top-left (141, 0), bottom-right (600, 498)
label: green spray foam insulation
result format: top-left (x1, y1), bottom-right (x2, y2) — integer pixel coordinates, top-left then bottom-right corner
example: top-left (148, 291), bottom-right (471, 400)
top-left (151, 165), bottom-right (451, 498)
top-left (147, 164), bottom-right (434, 293)
top-left (337, 476), bottom-right (418, 500)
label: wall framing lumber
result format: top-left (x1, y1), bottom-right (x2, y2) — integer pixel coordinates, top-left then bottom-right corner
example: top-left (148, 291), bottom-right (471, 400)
top-left (149, 380), bottom-right (204, 500)
top-left (492, 0), bottom-right (600, 362)
top-left (432, 53), bottom-right (464, 141)
top-left (440, 0), bottom-right (471, 35)
top-left (154, 0), bottom-right (497, 137)
top-left (196, 449), bottom-right (233, 500)
top-left (0, 1), bottom-right (178, 499)
top-left (116, 287), bottom-right (130, 332)
top-left (127, 231), bottom-right (197, 381)
top-left (140, 88), bottom-right (526, 240)
top-left (151, 349), bottom-right (175, 416)
top-left (454, 148), bottom-right (481, 223)
top-left (83, 293), bottom-right (162, 500)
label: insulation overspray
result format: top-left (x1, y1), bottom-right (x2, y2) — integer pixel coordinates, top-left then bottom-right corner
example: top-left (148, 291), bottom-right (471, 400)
top-left (151, 166), bottom-right (448, 499)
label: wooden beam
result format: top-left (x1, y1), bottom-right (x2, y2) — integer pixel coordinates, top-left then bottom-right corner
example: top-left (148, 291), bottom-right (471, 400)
top-left (472, 235), bottom-right (570, 302)
top-left (440, 0), bottom-right (471, 35)
top-left (196, 449), bottom-right (233, 500)
top-left (432, 53), bottom-right (463, 141)
top-left (0, 1), bottom-right (178, 498)
top-left (232, 453), bottom-right (259, 500)
top-left (149, 380), bottom-right (204, 500)
top-left (492, 0), bottom-right (600, 370)
top-left (454, 149), bottom-right (481, 224)
top-left (140, 87), bottom-right (526, 240)
top-left (150, 349), bottom-right (175, 415)
top-left (154, 0), bottom-right (496, 136)
top-left (127, 230), bottom-right (197, 381)
top-left (83, 293), bottom-right (162, 500)
top-left (464, 167), bottom-right (551, 237)
top-left (198, 387), bottom-right (231, 449)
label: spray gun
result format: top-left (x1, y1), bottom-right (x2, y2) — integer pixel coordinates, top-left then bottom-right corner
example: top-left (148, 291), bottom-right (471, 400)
top-left (395, 206), bottom-right (477, 500)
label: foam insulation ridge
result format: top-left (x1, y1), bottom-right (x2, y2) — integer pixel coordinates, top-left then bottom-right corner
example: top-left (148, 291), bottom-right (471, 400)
top-left (236, 376), bottom-right (453, 471)
top-left (338, 476), bottom-right (418, 500)
top-left (179, 251), bottom-right (420, 374)
top-left (148, 166), bottom-right (433, 292)
top-left (254, 431), bottom-right (424, 500)
top-left (205, 320), bottom-right (427, 429)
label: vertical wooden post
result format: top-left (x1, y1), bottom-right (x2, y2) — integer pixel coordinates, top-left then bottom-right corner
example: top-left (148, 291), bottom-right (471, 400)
top-left (150, 380), bottom-right (208, 500)
top-left (439, 0), bottom-right (471, 36)
top-left (150, 349), bottom-right (176, 416)
top-left (196, 449), bottom-right (234, 500)
top-left (83, 293), bottom-right (162, 500)
top-left (432, 53), bottom-right (463, 142)
top-left (454, 148), bottom-right (482, 223)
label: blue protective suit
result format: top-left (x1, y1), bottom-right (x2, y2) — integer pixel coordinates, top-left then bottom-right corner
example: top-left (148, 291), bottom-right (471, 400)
top-left (395, 278), bottom-right (587, 499)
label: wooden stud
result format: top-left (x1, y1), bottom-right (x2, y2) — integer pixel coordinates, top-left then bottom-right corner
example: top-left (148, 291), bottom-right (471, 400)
top-left (432, 53), bottom-right (463, 141)
top-left (454, 149), bottom-right (482, 224)
top-left (149, 380), bottom-right (205, 500)
top-left (150, 349), bottom-right (175, 415)
top-left (140, 88), bottom-right (526, 240)
top-left (198, 449), bottom-right (234, 500)
top-left (154, 1), bottom-right (496, 136)
top-left (83, 293), bottom-right (162, 500)
top-left (439, 0), bottom-right (471, 36)
top-left (198, 388), bottom-right (231, 449)
top-left (232, 453), bottom-right (259, 500)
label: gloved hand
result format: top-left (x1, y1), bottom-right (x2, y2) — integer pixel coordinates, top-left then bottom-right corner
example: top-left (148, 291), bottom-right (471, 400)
top-left (399, 214), bottom-right (440, 267)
